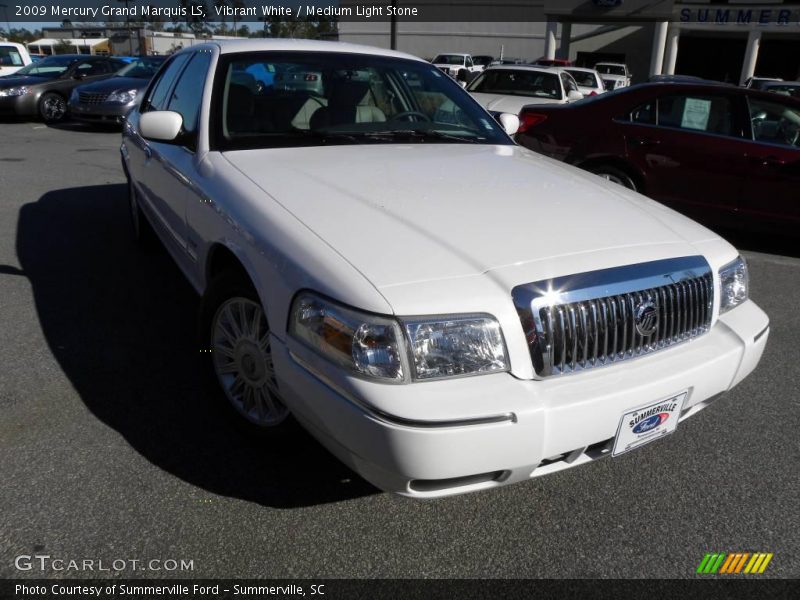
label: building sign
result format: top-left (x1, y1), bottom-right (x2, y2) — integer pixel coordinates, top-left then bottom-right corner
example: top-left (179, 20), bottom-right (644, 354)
top-left (679, 6), bottom-right (800, 26)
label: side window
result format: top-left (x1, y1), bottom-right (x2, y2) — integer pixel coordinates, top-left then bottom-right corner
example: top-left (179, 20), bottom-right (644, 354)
top-left (748, 97), bottom-right (800, 148)
top-left (466, 57), bottom-right (473, 68)
top-left (657, 95), bottom-right (735, 136)
top-left (167, 51), bottom-right (213, 144)
top-left (76, 61), bottom-right (111, 77)
top-left (629, 101), bottom-right (656, 124)
top-left (143, 53), bottom-right (191, 112)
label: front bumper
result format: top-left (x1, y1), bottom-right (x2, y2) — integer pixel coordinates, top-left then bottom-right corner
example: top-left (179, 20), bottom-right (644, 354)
top-left (273, 300), bottom-right (768, 498)
top-left (69, 101), bottom-right (134, 123)
top-left (0, 93), bottom-right (38, 117)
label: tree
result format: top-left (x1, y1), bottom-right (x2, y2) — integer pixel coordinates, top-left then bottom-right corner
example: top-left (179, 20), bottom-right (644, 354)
top-left (8, 28), bottom-right (42, 44)
top-left (52, 40), bottom-right (74, 55)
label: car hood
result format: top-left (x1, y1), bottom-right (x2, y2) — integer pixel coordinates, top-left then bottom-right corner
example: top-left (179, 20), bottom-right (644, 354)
top-left (469, 92), bottom-right (562, 113)
top-left (0, 74), bottom-right (53, 88)
top-left (600, 74), bottom-right (626, 81)
top-left (76, 76), bottom-right (149, 94)
top-left (222, 144), bottom-right (716, 289)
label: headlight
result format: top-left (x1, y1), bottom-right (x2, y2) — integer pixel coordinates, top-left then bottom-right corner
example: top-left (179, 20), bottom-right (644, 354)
top-left (289, 292), bottom-right (509, 382)
top-left (0, 86), bottom-right (29, 97)
top-left (107, 89), bottom-right (138, 103)
top-left (719, 256), bottom-right (748, 314)
top-left (289, 293), bottom-right (406, 382)
top-left (403, 315), bottom-right (508, 379)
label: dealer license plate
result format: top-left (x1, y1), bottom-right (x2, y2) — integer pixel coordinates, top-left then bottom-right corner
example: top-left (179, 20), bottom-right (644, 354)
top-left (612, 391), bottom-right (688, 457)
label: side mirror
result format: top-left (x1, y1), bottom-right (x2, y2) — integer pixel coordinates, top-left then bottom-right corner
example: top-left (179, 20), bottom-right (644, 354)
top-left (498, 113), bottom-right (520, 136)
top-left (567, 90), bottom-right (584, 101)
top-left (139, 110), bottom-right (183, 142)
top-left (73, 72), bottom-right (87, 80)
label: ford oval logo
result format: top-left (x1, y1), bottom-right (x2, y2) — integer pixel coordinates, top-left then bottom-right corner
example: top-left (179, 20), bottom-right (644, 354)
top-left (635, 300), bottom-right (659, 337)
top-left (632, 413), bottom-right (668, 434)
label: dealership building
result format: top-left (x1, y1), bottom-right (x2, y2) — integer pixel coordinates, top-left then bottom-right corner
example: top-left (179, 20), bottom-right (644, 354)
top-left (338, 1), bottom-right (800, 85)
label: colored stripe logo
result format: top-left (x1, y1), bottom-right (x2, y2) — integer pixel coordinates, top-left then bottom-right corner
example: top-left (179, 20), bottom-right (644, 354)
top-left (696, 552), bottom-right (773, 574)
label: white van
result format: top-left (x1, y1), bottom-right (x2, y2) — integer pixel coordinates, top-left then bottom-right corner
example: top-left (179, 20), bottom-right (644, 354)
top-left (0, 42), bottom-right (32, 76)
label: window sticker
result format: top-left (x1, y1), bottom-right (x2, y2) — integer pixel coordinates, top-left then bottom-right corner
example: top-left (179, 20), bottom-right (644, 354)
top-left (682, 98), bottom-right (711, 131)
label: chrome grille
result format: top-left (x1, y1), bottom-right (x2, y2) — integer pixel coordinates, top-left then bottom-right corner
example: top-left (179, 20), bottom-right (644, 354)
top-left (78, 91), bottom-right (109, 104)
top-left (512, 257), bottom-right (714, 377)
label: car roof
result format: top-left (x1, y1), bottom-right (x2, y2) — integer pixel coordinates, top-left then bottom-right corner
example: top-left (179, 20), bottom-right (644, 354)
top-left (596, 62), bottom-right (626, 67)
top-left (565, 67), bottom-right (599, 73)
top-left (485, 64), bottom-right (564, 74)
top-left (186, 39), bottom-right (426, 63)
top-left (603, 82), bottom-right (800, 107)
top-left (763, 81), bottom-right (800, 87)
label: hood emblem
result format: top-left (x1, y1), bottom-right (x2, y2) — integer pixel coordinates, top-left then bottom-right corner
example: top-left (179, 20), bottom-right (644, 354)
top-left (634, 300), bottom-right (659, 337)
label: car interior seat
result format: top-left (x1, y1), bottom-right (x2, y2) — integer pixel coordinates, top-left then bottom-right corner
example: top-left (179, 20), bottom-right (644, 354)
top-left (309, 80), bottom-right (386, 129)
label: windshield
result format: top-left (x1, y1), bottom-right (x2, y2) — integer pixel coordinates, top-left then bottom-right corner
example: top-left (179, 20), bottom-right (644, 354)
top-left (0, 46), bottom-right (25, 67)
top-left (566, 70), bottom-right (599, 88)
top-left (467, 69), bottom-right (563, 100)
top-left (211, 52), bottom-right (511, 151)
top-left (432, 55), bottom-right (466, 65)
top-left (116, 57), bottom-right (165, 79)
top-left (596, 64), bottom-right (626, 76)
top-left (14, 56), bottom-right (76, 78)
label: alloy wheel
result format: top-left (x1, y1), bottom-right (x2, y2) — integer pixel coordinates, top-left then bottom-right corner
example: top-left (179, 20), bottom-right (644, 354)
top-left (211, 297), bottom-right (289, 427)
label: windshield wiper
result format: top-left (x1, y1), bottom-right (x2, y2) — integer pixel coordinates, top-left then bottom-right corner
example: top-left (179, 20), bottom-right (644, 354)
top-left (356, 129), bottom-right (483, 144)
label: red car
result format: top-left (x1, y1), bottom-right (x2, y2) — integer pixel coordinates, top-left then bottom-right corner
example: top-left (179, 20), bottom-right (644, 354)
top-left (516, 82), bottom-right (800, 234)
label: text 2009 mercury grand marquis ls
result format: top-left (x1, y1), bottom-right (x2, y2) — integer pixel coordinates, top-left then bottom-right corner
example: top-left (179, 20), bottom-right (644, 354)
top-left (121, 40), bottom-right (768, 498)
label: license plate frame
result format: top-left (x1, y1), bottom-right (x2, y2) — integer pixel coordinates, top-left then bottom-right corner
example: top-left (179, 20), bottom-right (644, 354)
top-left (612, 391), bottom-right (688, 457)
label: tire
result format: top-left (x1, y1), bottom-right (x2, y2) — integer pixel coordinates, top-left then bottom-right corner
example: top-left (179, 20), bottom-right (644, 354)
top-left (199, 271), bottom-right (296, 436)
top-left (38, 92), bottom-right (68, 123)
top-left (128, 178), bottom-right (157, 247)
top-left (589, 165), bottom-right (638, 192)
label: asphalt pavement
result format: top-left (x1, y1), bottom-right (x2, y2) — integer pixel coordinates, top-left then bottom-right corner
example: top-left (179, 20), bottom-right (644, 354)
top-left (0, 120), bottom-right (797, 580)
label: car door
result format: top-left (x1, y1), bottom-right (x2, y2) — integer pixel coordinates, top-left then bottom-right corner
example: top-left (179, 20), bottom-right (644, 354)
top-left (738, 94), bottom-right (800, 230)
top-left (618, 91), bottom-right (750, 226)
top-left (155, 50), bottom-right (213, 271)
top-left (126, 53), bottom-right (192, 251)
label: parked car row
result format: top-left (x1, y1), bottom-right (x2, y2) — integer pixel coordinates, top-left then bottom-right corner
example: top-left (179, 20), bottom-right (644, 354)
top-left (0, 53), bottom-right (164, 124)
top-left (120, 39), bottom-right (768, 499)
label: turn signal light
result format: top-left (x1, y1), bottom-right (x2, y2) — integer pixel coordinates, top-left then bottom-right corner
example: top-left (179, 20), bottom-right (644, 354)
top-left (517, 112), bottom-right (548, 134)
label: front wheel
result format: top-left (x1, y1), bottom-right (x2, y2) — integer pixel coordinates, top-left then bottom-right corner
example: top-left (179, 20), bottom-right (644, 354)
top-left (588, 165), bottom-right (638, 192)
top-left (200, 273), bottom-right (294, 434)
top-left (39, 92), bottom-right (67, 123)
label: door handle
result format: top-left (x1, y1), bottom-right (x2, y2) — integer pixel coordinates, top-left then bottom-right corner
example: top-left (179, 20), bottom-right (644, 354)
top-left (627, 137), bottom-right (660, 147)
top-left (747, 154), bottom-right (785, 167)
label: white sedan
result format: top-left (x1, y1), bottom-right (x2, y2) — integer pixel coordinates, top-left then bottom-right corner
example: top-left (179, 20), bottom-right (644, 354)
top-left (466, 65), bottom-right (584, 114)
top-left (122, 39), bottom-right (768, 498)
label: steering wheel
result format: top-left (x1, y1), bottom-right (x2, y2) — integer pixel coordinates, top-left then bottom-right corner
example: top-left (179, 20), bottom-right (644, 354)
top-left (390, 111), bottom-right (431, 122)
top-left (778, 120), bottom-right (800, 146)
